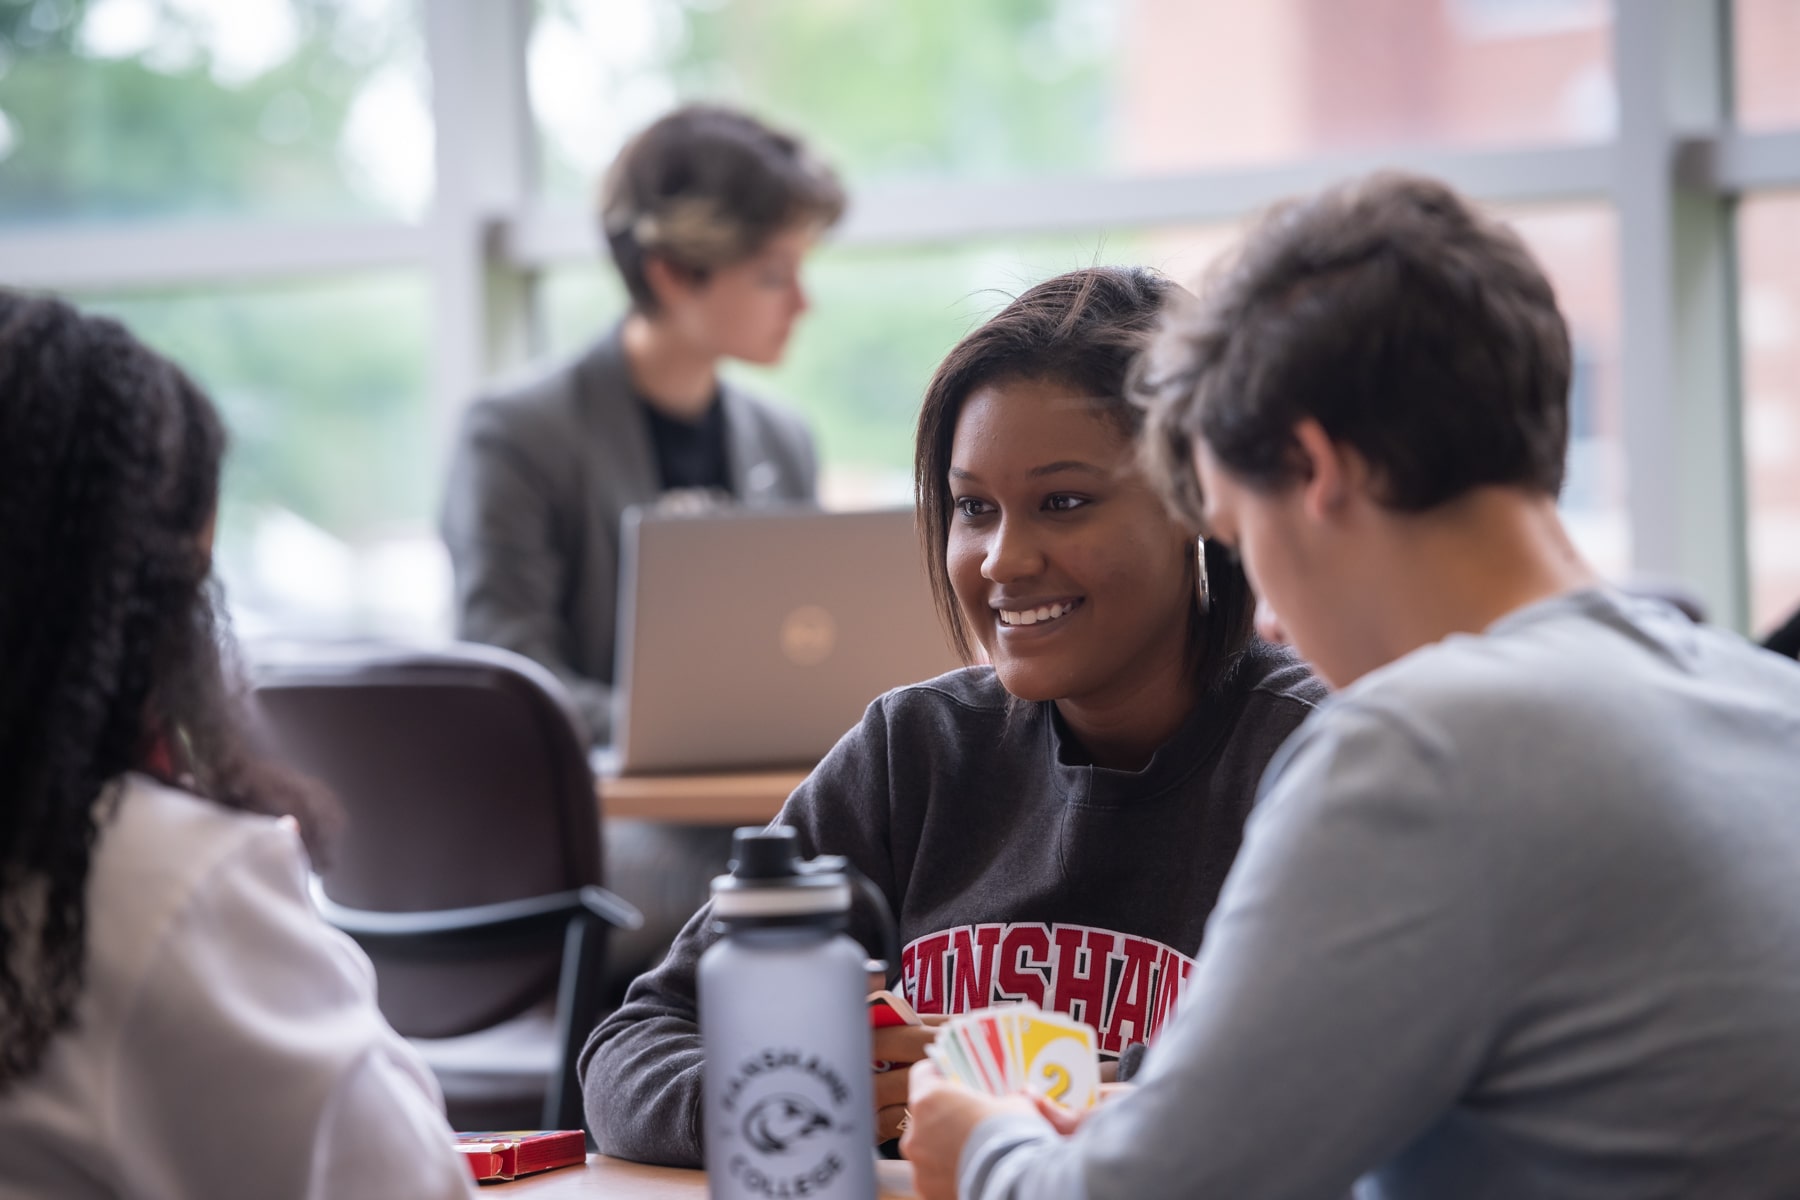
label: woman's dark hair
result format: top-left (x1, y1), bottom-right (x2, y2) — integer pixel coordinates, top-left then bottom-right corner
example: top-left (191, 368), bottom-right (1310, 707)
top-left (913, 266), bottom-right (1256, 700)
top-left (600, 104), bottom-right (846, 313)
top-left (1134, 171), bottom-right (1571, 520)
top-left (0, 291), bottom-right (329, 1086)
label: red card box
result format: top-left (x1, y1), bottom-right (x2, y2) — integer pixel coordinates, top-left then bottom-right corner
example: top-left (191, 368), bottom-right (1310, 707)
top-left (454, 1130), bottom-right (585, 1182)
top-left (869, 988), bottom-right (921, 1029)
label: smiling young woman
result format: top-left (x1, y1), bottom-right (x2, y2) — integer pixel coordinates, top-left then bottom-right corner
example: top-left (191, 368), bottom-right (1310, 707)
top-left (581, 266), bottom-right (1323, 1167)
top-left (943, 375), bottom-right (1197, 768)
top-left (915, 269), bottom-right (1259, 771)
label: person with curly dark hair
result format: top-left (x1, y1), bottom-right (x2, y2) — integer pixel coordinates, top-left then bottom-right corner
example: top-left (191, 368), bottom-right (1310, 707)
top-left (0, 291), bottom-right (474, 1198)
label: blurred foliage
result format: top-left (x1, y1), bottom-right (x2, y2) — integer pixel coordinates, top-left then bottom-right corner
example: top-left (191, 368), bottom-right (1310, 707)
top-left (668, 0), bottom-right (1114, 184)
top-left (77, 277), bottom-right (432, 543)
top-left (0, 0), bottom-right (411, 223)
top-left (535, 0), bottom-right (1116, 198)
top-left (1, 0), bottom-right (430, 555)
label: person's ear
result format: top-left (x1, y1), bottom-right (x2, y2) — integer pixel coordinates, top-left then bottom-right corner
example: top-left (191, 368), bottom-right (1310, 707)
top-left (642, 253), bottom-right (698, 312)
top-left (1291, 418), bottom-right (1356, 522)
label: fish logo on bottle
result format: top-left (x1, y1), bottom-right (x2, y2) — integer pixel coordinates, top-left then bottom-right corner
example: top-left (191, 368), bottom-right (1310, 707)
top-left (718, 1048), bottom-right (857, 1197)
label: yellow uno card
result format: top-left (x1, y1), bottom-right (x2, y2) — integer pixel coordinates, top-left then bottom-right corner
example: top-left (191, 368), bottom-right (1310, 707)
top-left (1013, 1010), bottom-right (1100, 1109)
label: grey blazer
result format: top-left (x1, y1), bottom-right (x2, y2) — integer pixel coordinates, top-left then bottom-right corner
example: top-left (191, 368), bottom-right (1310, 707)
top-left (440, 326), bottom-right (817, 744)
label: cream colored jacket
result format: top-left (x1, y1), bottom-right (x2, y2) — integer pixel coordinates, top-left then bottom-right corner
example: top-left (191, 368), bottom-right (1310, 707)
top-left (0, 773), bottom-right (475, 1200)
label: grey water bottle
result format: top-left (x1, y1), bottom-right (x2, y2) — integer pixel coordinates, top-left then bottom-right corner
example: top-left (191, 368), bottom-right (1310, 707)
top-left (699, 827), bottom-right (877, 1200)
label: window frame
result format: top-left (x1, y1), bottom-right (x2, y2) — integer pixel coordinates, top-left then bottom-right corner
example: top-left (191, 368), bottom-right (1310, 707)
top-left (0, 0), bottom-right (1789, 632)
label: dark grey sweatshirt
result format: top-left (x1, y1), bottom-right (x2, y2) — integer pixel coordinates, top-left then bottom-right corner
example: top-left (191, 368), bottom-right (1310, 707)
top-left (580, 644), bottom-right (1323, 1166)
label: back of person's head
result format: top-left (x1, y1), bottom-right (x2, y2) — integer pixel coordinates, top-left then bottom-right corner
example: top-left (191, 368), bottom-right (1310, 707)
top-left (600, 104), bottom-right (845, 314)
top-left (914, 265), bottom-right (1256, 695)
top-left (0, 291), bottom-right (324, 1086)
top-left (1135, 171), bottom-right (1572, 525)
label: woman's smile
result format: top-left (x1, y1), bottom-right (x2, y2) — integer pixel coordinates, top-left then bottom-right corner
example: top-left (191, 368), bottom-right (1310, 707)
top-left (993, 596), bottom-right (1085, 634)
top-left (946, 377), bottom-right (1196, 709)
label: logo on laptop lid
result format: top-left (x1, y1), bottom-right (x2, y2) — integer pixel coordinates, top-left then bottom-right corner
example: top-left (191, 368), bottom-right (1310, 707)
top-left (780, 605), bottom-right (837, 667)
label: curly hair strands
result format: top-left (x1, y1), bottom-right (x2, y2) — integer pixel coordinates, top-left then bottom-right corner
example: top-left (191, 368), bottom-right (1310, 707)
top-left (0, 291), bottom-right (329, 1086)
top-left (912, 266), bottom-right (1257, 703)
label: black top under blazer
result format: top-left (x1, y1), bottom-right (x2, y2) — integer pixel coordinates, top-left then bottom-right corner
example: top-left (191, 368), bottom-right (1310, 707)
top-left (440, 324), bottom-right (818, 744)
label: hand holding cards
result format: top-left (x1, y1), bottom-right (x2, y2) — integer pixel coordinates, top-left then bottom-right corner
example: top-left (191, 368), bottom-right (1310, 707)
top-left (925, 1003), bottom-right (1100, 1109)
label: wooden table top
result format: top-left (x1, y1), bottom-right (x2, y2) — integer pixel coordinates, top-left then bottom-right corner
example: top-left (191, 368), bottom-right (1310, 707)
top-left (489, 1154), bottom-right (916, 1197)
top-left (596, 768), bottom-right (809, 824)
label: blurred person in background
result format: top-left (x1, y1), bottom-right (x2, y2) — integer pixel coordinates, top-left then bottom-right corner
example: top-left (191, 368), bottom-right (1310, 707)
top-left (443, 103), bottom-right (843, 747)
top-left (0, 292), bottom-right (472, 1199)
top-left (440, 104), bottom-right (845, 999)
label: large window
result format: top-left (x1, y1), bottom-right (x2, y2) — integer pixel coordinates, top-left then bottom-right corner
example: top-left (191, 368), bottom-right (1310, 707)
top-left (80, 274), bottom-right (442, 637)
top-left (1734, 0), bottom-right (1800, 129)
top-left (3, 0), bottom-right (1793, 637)
top-left (1734, 0), bottom-right (1800, 635)
top-left (1, 0), bottom-right (438, 636)
top-left (531, 0), bottom-right (1614, 204)
top-left (1739, 192), bottom-right (1800, 634)
top-left (0, 0), bottom-right (430, 225)
top-left (1502, 204), bottom-right (1627, 575)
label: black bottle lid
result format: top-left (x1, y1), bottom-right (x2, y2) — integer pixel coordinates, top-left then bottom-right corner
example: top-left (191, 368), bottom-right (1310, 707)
top-left (729, 826), bottom-right (803, 880)
top-left (711, 826), bottom-right (850, 920)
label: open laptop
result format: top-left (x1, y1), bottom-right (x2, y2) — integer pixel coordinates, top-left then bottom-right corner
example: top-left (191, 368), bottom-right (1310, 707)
top-left (606, 505), bottom-right (963, 773)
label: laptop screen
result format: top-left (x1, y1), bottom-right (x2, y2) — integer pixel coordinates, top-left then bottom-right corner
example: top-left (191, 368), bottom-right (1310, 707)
top-left (612, 505), bottom-right (963, 773)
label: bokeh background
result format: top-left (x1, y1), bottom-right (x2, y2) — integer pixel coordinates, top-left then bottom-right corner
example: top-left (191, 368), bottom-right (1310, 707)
top-left (1, 0), bottom-right (1795, 641)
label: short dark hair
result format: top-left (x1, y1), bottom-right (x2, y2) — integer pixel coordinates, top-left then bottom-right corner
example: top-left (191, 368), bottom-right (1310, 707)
top-left (913, 266), bottom-right (1256, 699)
top-left (599, 105), bottom-right (846, 313)
top-left (1134, 171), bottom-right (1572, 524)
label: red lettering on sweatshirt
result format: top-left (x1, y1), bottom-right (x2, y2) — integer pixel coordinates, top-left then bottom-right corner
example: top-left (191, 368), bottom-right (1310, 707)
top-left (950, 925), bottom-right (1004, 1012)
top-left (995, 925), bottom-right (1052, 1010)
top-left (1149, 945), bottom-right (1194, 1033)
top-left (900, 922), bottom-right (1194, 1050)
top-left (902, 930), bottom-right (953, 1013)
top-left (1049, 927), bottom-right (1116, 1032)
top-left (1102, 936), bottom-right (1161, 1054)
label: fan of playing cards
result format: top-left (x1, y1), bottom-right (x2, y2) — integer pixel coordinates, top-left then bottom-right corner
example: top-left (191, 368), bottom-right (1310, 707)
top-left (925, 1003), bottom-right (1101, 1109)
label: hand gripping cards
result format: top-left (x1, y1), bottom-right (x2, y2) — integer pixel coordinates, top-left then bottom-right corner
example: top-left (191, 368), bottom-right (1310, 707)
top-left (926, 1004), bottom-right (1101, 1110)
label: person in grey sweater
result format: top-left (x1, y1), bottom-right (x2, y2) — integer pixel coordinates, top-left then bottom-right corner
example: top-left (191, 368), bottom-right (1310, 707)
top-left (902, 173), bottom-right (1800, 1200)
top-left (580, 267), bottom-right (1325, 1164)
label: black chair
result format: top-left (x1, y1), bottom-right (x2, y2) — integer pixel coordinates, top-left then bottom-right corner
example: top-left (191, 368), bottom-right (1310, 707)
top-left (250, 641), bottom-right (641, 1132)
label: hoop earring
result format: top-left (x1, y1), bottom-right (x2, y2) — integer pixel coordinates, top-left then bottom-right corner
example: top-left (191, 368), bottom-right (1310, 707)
top-left (1195, 537), bottom-right (1211, 614)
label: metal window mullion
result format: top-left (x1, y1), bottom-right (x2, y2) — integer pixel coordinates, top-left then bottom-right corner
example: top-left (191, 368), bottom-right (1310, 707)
top-left (1613, 0), bottom-right (1747, 630)
top-left (1692, 129), bottom-right (1800, 192)
top-left (0, 220), bottom-right (429, 292)
top-left (423, 0), bottom-right (538, 460)
top-left (499, 143), bottom-right (1617, 269)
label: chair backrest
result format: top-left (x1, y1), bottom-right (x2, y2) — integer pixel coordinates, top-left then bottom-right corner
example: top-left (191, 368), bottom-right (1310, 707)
top-left (251, 641), bottom-right (602, 1038)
